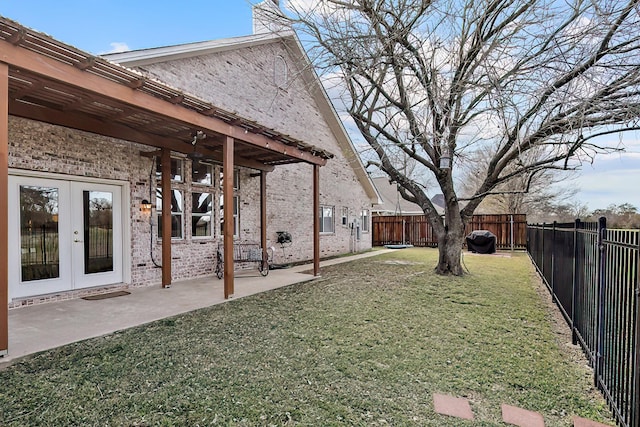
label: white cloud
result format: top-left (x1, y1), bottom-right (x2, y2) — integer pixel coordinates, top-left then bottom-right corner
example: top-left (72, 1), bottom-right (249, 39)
top-left (100, 42), bottom-right (130, 55)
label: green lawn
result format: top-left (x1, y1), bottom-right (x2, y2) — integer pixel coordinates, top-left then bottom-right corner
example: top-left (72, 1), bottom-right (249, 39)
top-left (0, 248), bottom-right (614, 426)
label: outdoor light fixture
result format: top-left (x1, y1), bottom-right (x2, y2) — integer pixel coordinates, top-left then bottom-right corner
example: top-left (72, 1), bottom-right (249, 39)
top-left (140, 199), bottom-right (152, 212)
top-left (188, 130), bottom-right (207, 162)
top-left (440, 147), bottom-right (451, 169)
top-left (191, 130), bottom-right (206, 145)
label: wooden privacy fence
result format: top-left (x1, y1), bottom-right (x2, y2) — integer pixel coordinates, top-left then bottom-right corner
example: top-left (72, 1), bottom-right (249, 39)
top-left (372, 214), bottom-right (527, 249)
top-left (527, 219), bottom-right (639, 427)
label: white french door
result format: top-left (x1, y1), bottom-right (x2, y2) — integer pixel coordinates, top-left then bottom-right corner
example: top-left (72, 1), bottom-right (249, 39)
top-left (8, 176), bottom-right (124, 300)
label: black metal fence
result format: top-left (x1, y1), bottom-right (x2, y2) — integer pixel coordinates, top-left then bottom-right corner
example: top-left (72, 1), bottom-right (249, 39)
top-left (527, 219), bottom-right (639, 427)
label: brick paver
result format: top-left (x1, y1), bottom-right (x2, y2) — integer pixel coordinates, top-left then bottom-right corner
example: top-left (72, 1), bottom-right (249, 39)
top-left (432, 393), bottom-right (475, 420)
top-left (502, 404), bottom-right (545, 427)
top-left (573, 416), bottom-right (614, 427)
top-left (429, 394), bottom-right (612, 426)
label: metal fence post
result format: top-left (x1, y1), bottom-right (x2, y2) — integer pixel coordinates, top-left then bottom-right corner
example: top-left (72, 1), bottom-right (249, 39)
top-left (595, 216), bottom-right (607, 389)
top-left (572, 218), bottom-right (580, 345)
top-left (541, 222), bottom-right (545, 278)
top-left (633, 235), bottom-right (640, 427)
top-left (552, 221), bottom-right (557, 303)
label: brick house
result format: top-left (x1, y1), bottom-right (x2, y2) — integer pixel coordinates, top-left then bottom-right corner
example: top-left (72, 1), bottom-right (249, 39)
top-left (0, 3), bottom-right (379, 355)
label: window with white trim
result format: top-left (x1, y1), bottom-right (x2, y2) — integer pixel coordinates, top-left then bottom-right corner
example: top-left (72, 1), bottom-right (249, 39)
top-left (192, 192), bottom-right (212, 238)
top-left (361, 209), bottom-right (370, 232)
top-left (156, 157), bottom-right (184, 182)
top-left (341, 207), bottom-right (349, 227)
top-left (320, 205), bottom-right (335, 234)
top-left (191, 162), bottom-right (214, 238)
top-left (156, 189), bottom-right (183, 239)
top-left (220, 195), bottom-right (239, 238)
top-left (274, 55), bottom-right (288, 89)
top-left (192, 162), bottom-right (212, 186)
top-left (219, 168), bottom-right (240, 238)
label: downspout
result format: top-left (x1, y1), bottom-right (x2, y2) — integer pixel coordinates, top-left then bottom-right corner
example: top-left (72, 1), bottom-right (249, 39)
top-left (313, 164), bottom-right (320, 276)
top-left (149, 156), bottom-right (161, 268)
top-left (161, 148), bottom-right (172, 288)
top-left (0, 63), bottom-right (9, 356)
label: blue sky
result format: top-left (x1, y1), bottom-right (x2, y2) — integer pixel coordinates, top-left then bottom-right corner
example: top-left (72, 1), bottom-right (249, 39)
top-left (1, 0), bottom-right (638, 211)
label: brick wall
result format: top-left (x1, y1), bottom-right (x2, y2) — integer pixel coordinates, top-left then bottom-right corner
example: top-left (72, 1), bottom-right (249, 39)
top-left (8, 117), bottom-right (230, 297)
top-left (6, 38), bottom-right (373, 303)
top-left (135, 39), bottom-right (373, 264)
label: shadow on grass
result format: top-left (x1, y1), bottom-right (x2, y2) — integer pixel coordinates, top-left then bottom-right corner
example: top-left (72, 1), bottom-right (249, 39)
top-left (0, 248), bottom-right (613, 426)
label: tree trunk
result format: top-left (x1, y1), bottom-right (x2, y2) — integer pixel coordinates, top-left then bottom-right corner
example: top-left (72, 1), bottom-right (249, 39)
top-left (435, 216), bottom-right (466, 276)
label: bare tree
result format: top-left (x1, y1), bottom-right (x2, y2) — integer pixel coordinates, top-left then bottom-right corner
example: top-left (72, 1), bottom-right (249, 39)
top-left (459, 148), bottom-right (581, 222)
top-left (266, 0), bottom-right (640, 275)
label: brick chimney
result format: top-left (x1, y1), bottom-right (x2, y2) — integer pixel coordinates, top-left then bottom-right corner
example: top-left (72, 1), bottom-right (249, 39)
top-left (253, 0), bottom-right (289, 35)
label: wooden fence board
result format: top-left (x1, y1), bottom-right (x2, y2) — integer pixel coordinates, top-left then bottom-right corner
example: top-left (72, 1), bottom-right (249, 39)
top-left (372, 214), bottom-right (527, 249)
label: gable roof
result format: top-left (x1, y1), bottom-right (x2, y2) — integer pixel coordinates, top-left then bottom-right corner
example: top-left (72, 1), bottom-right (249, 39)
top-left (104, 30), bottom-right (381, 205)
top-left (371, 177), bottom-right (445, 216)
top-left (0, 17), bottom-right (332, 170)
top-left (104, 32), bottom-right (287, 67)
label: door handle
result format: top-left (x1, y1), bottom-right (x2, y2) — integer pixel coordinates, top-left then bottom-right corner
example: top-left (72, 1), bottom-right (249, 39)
top-left (74, 239), bottom-right (83, 243)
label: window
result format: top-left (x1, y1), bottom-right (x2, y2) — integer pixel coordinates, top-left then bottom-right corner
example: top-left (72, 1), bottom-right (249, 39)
top-left (274, 55), bottom-right (288, 89)
top-left (233, 169), bottom-right (240, 190)
top-left (220, 195), bottom-right (239, 238)
top-left (319, 205), bottom-right (335, 234)
top-left (156, 189), bottom-right (183, 239)
top-left (192, 162), bottom-right (212, 185)
top-left (341, 207), bottom-right (349, 227)
top-left (156, 157), bottom-right (183, 182)
top-left (361, 209), bottom-right (370, 232)
top-left (219, 169), bottom-right (240, 238)
top-left (192, 192), bottom-right (212, 238)
top-left (233, 196), bottom-right (239, 237)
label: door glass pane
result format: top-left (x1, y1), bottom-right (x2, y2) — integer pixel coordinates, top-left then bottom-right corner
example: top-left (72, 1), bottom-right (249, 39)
top-left (84, 191), bottom-right (114, 274)
top-left (20, 186), bottom-right (60, 281)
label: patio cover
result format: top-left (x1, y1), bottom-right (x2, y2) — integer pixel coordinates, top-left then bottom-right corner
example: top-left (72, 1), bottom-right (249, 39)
top-left (0, 16), bottom-right (332, 356)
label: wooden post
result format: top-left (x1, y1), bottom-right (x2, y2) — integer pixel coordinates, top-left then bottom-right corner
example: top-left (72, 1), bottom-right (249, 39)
top-left (0, 63), bottom-right (9, 356)
top-left (260, 171), bottom-right (268, 271)
top-left (161, 148), bottom-right (172, 288)
top-left (313, 164), bottom-right (320, 276)
top-left (223, 136), bottom-right (234, 299)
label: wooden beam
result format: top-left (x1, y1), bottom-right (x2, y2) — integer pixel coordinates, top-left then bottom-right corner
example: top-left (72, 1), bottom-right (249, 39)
top-left (0, 40), bottom-right (328, 166)
top-left (10, 78), bottom-right (44, 100)
top-left (7, 29), bottom-right (26, 45)
top-left (161, 148), bottom-right (172, 288)
top-left (0, 63), bottom-right (9, 356)
top-left (260, 171), bottom-right (268, 272)
top-left (8, 100), bottom-right (275, 172)
top-left (74, 56), bottom-right (95, 71)
top-left (223, 136), bottom-right (235, 299)
top-left (313, 164), bottom-right (320, 277)
top-left (127, 77), bottom-right (145, 90)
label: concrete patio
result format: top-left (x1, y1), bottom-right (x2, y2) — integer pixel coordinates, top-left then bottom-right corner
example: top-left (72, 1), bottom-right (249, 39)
top-left (2, 249), bottom-right (395, 365)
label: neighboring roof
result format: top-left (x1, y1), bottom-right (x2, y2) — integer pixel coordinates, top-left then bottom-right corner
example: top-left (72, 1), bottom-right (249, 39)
top-left (103, 25), bottom-right (382, 205)
top-left (371, 176), bottom-right (445, 216)
top-left (0, 16), bottom-right (332, 170)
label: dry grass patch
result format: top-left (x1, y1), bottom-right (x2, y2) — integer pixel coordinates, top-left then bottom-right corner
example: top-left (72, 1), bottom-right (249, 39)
top-left (0, 248), bottom-right (613, 426)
